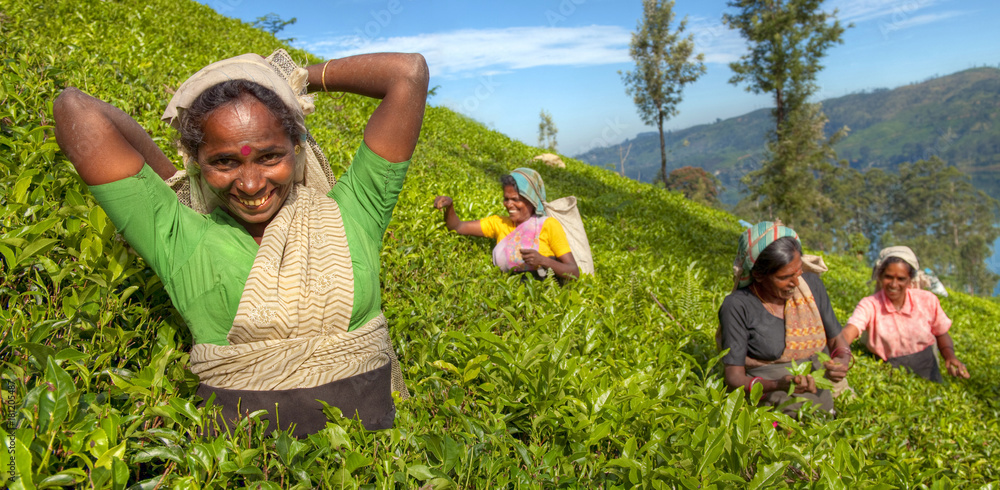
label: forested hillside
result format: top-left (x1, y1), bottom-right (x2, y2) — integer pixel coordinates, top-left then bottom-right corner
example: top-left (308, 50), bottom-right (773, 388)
top-left (577, 67), bottom-right (1000, 204)
top-left (2, 0), bottom-right (999, 488)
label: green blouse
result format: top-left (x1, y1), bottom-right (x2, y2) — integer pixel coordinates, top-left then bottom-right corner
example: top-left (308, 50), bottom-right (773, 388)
top-left (89, 143), bottom-right (409, 346)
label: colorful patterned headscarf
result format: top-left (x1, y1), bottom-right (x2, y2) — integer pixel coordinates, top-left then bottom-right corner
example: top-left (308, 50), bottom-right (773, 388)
top-left (509, 168), bottom-right (547, 217)
top-left (732, 220), bottom-right (800, 290)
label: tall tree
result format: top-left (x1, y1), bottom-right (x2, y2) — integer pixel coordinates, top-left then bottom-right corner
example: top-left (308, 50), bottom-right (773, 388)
top-left (723, 0), bottom-right (846, 131)
top-left (537, 109), bottom-right (558, 152)
top-left (617, 142), bottom-right (632, 177)
top-left (819, 164), bottom-right (895, 256)
top-left (621, 0), bottom-right (705, 186)
top-left (724, 0), bottom-right (847, 246)
top-left (739, 102), bottom-right (846, 249)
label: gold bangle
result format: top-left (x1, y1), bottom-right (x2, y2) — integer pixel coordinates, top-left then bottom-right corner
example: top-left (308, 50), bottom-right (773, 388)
top-left (321, 59), bottom-right (332, 92)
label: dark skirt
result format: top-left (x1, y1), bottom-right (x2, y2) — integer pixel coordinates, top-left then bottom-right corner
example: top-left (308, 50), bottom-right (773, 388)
top-left (747, 355), bottom-right (836, 417)
top-left (887, 344), bottom-right (943, 383)
top-left (196, 361), bottom-right (395, 438)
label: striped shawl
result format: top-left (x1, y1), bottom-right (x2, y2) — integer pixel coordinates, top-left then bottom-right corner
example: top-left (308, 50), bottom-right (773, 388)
top-left (189, 185), bottom-right (408, 396)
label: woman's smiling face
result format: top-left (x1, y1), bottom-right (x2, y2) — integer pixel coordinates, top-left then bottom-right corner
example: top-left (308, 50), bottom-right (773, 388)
top-left (755, 251), bottom-right (803, 301)
top-left (502, 185), bottom-right (535, 225)
top-left (880, 261), bottom-right (913, 307)
top-left (197, 95), bottom-right (296, 235)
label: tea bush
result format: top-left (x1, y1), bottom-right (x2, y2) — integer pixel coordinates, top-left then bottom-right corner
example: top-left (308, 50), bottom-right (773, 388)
top-left (1, 0), bottom-right (998, 488)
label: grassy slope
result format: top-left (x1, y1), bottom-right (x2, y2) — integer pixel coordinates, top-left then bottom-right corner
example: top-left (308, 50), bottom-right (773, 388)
top-left (1, 0), bottom-right (999, 487)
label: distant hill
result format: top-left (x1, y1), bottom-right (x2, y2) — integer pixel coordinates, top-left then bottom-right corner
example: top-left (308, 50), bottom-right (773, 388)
top-left (576, 67), bottom-right (1000, 204)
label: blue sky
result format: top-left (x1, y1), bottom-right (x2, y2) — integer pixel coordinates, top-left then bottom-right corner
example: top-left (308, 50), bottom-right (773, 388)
top-left (198, 0), bottom-right (1000, 157)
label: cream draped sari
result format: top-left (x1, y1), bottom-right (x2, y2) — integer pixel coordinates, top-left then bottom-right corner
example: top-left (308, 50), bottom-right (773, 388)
top-left (187, 185), bottom-right (407, 397)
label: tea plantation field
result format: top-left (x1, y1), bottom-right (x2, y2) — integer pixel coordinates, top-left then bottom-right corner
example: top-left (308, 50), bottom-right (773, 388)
top-left (1, 0), bottom-right (999, 488)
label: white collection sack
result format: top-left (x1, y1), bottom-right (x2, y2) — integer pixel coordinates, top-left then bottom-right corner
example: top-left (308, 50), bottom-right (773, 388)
top-left (544, 196), bottom-right (594, 276)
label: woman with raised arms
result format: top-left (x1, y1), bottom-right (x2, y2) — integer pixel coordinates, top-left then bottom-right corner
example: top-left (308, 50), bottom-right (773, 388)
top-left (53, 49), bottom-right (428, 436)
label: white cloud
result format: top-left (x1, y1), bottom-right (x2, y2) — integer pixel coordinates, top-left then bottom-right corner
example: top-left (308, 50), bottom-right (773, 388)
top-left (877, 10), bottom-right (965, 33)
top-left (297, 25), bottom-right (632, 78)
top-left (686, 16), bottom-right (747, 65)
top-left (295, 19), bottom-right (748, 80)
top-left (827, 0), bottom-right (945, 24)
top-left (702, 1), bottom-right (967, 52)
top-left (824, 1), bottom-right (971, 39)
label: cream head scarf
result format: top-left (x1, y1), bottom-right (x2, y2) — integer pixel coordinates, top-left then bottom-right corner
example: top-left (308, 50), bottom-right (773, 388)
top-left (872, 245), bottom-right (920, 282)
top-left (162, 49), bottom-right (336, 214)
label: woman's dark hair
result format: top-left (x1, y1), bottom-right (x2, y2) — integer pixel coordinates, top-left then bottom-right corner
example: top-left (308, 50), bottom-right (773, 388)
top-left (500, 174), bottom-right (518, 191)
top-left (178, 79), bottom-right (302, 158)
top-left (876, 256), bottom-right (917, 280)
top-left (750, 236), bottom-right (803, 281)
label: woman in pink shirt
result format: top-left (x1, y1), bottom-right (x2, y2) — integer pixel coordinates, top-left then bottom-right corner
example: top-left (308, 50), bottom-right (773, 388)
top-left (842, 246), bottom-right (970, 382)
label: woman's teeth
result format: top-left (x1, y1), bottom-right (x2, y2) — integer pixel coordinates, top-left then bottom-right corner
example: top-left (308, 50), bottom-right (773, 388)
top-left (239, 193), bottom-right (269, 207)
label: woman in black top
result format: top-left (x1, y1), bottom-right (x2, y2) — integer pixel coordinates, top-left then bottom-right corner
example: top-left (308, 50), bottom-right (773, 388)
top-left (717, 221), bottom-right (852, 416)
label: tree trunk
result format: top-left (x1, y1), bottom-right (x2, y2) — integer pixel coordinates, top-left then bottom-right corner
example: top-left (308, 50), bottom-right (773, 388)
top-left (951, 182), bottom-right (959, 249)
top-left (618, 142), bottom-right (631, 178)
top-left (775, 86), bottom-right (784, 131)
top-left (657, 112), bottom-right (667, 186)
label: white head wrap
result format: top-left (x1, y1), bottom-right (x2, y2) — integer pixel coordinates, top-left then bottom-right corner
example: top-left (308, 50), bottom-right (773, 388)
top-left (162, 49), bottom-right (335, 214)
top-left (873, 246), bottom-right (920, 281)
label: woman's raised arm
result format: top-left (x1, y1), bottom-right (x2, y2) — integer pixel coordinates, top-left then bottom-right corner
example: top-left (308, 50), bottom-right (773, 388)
top-left (307, 53), bottom-right (429, 163)
top-left (53, 87), bottom-right (176, 185)
top-left (433, 195), bottom-right (485, 237)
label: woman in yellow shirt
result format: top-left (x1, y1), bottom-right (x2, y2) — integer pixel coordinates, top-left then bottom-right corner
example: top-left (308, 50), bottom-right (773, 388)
top-left (434, 168), bottom-right (579, 281)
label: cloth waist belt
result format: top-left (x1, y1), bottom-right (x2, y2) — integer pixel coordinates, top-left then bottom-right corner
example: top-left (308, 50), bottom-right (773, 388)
top-left (190, 313), bottom-right (397, 391)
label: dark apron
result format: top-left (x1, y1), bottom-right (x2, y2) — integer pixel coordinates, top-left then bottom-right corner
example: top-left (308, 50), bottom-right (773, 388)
top-left (887, 344), bottom-right (943, 383)
top-left (196, 361), bottom-right (395, 438)
top-left (747, 354), bottom-right (836, 417)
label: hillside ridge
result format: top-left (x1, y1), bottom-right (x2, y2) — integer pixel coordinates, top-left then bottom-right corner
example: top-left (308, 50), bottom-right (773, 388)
top-left (576, 66), bottom-right (1000, 204)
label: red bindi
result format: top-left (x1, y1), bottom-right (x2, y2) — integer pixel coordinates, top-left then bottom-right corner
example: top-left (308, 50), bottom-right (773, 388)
top-left (240, 145), bottom-right (252, 156)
